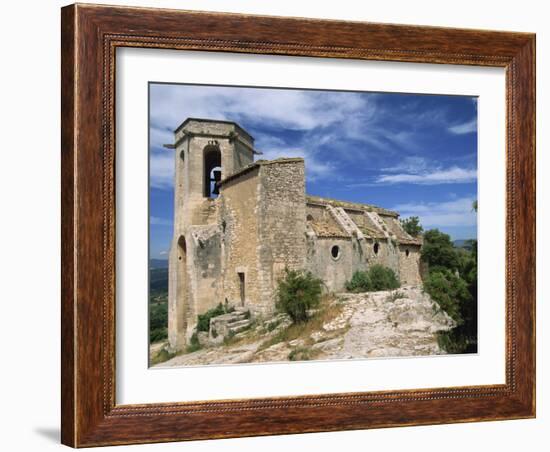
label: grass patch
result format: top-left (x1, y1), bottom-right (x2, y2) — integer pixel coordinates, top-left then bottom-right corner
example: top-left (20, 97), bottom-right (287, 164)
top-left (185, 332), bottom-right (202, 353)
top-left (259, 296), bottom-right (344, 351)
top-left (385, 290), bottom-right (406, 302)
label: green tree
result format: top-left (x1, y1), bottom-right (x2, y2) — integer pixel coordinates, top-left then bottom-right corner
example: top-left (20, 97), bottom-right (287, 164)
top-left (423, 267), bottom-right (471, 324)
top-left (421, 229), bottom-right (460, 271)
top-left (400, 216), bottom-right (424, 237)
top-left (276, 269), bottom-right (323, 323)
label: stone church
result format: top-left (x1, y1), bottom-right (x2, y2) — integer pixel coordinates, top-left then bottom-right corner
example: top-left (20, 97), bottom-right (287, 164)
top-left (165, 118), bottom-right (422, 351)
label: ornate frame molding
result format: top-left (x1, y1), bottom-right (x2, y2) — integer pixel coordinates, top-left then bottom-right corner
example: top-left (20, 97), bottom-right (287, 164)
top-left (61, 4), bottom-right (535, 447)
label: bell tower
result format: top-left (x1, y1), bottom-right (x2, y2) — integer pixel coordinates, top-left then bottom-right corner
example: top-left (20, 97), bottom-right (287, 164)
top-left (165, 118), bottom-right (258, 351)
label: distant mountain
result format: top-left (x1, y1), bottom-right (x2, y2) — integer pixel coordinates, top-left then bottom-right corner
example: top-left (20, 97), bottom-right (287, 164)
top-left (150, 258), bottom-right (168, 269)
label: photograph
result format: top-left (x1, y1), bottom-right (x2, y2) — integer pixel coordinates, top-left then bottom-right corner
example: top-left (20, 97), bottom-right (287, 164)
top-left (148, 83), bottom-right (479, 367)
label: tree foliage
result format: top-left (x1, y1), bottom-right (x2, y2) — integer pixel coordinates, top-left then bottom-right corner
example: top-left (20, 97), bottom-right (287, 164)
top-left (276, 269), bottom-right (323, 323)
top-left (423, 267), bottom-right (471, 324)
top-left (421, 229), bottom-right (460, 270)
top-left (421, 227), bottom-right (478, 354)
top-left (400, 216), bottom-right (424, 237)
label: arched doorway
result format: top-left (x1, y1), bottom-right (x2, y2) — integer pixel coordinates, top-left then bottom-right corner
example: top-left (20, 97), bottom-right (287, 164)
top-left (203, 144), bottom-right (222, 198)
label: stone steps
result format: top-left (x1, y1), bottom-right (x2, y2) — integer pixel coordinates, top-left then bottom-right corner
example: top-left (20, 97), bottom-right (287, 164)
top-left (228, 318), bottom-right (252, 334)
top-left (208, 307), bottom-right (252, 340)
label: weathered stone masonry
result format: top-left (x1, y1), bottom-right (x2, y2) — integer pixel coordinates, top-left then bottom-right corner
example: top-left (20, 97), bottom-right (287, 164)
top-left (167, 118), bottom-right (422, 351)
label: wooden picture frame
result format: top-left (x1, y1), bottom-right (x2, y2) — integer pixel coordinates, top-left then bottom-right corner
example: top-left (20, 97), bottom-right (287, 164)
top-left (61, 3), bottom-right (535, 447)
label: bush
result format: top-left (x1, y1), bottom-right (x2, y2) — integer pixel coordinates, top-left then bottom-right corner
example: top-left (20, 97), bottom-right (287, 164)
top-left (345, 270), bottom-right (371, 292)
top-left (197, 302), bottom-right (233, 332)
top-left (346, 265), bottom-right (400, 293)
top-left (368, 265), bottom-right (400, 291)
top-left (288, 347), bottom-right (315, 361)
top-left (276, 268), bottom-right (322, 323)
top-left (423, 268), bottom-right (471, 324)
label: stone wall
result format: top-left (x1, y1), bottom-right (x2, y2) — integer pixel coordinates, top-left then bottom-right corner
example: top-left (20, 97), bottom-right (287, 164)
top-left (218, 168), bottom-right (261, 311)
top-left (397, 245), bottom-right (422, 285)
top-left (187, 225), bottom-right (222, 331)
top-left (256, 159), bottom-right (306, 314)
top-left (306, 236), bottom-right (354, 292)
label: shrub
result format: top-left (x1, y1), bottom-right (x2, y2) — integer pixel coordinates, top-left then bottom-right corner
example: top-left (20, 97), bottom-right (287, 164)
top-left (288, 347), bottom-right (315, 361)
top-left (276, 268), bottom-right (322, 323)
top-left (345, 265), bottom-right (400, 293)
top-left (345, 270), bottom-right (371, 292)
top-left (423, 268), bottom-right (471, 324)
top-left (368, 265), bottom-right (400, 291)
top-left (197, 303), bottom-right (227, 332)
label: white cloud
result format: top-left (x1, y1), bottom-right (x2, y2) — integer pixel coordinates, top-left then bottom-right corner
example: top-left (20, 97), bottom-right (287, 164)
top-left (150, 153), bottom-right (174, 189)
top-left (448, 118), bottom-right (477, 135)
top-left (259, 146), bottom-right (334, 182)
top-left (149, 84), bottom-right (372, 143)
top-left (376, 166), bottom-right (477, 185)
top-left (381, 156), bottom-right (430, 174)
top-left (391, 197), bottom-right (477, 227)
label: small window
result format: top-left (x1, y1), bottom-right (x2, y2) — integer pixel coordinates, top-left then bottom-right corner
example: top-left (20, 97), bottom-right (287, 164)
top-left (405, 249), bottom-right (410, 257)
top-left (331, 245), bottom-right (340, 260)
top-left (374, 243), bottom-right (379, 255)
top-left (306, 214), bottom-right (314, 222)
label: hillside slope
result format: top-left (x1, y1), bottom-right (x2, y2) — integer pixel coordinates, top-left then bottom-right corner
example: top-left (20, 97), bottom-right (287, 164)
top-left (153, 286), bottom-right (456, 367)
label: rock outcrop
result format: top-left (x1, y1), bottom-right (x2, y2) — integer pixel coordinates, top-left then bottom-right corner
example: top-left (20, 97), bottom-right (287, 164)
top-left (154, 286), bottom-right (456, 367)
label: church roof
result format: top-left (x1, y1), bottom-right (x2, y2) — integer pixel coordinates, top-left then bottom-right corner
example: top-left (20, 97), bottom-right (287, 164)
top-left (306, 194), bottom-right (399, 218)
top-left (308, 216), bottom-right (350, 239)
top-left (381, 216), bottom-right (423, 245)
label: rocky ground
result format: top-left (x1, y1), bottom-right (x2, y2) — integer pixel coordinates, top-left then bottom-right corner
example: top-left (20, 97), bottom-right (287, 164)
top-left (152, 285), bottom-right (456, 367)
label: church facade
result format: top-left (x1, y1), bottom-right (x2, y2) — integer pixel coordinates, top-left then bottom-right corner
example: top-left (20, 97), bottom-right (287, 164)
top-left (166, 118), bottom-right (422, 351)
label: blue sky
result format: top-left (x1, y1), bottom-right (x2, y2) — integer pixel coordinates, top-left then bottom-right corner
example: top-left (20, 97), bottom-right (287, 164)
top-left (149, 83), bottom-right (478, 259)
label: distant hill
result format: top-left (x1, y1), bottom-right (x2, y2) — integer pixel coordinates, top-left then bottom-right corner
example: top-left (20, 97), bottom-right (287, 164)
top-left (150, 258), bottom-right (168, 269)
top-left (150, 267), bottom-right (168, 295)
top-left (150, 259), bottom-right (168, 296)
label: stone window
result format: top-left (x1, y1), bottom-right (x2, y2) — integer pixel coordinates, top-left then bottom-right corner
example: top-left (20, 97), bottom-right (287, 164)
top-left (331, 245), bottom-right (341, 260)
top-left (306, 214), bottom-right (314, 222)
top-left (374, 242), bottom-right (379, 255)
top-left (203, 144), bottom-right (221, 198)
top-left (405, 249), bottom-right (410, 257)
